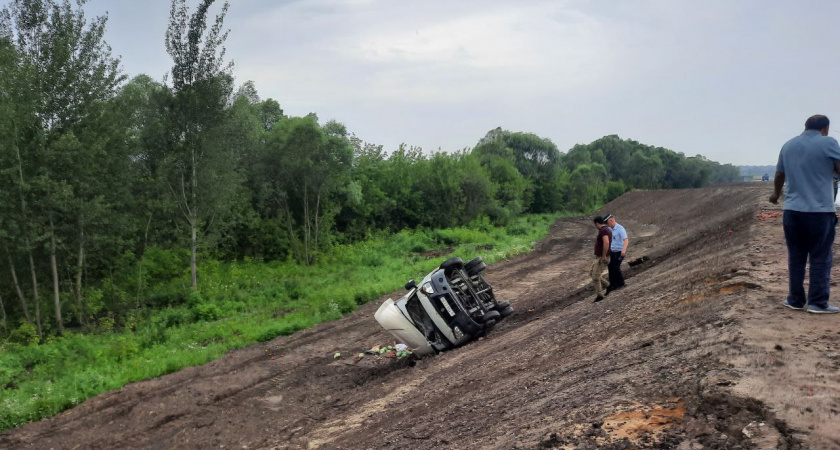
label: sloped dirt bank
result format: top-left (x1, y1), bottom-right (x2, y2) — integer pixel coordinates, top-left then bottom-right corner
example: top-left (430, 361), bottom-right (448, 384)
top-left (3, 183), bottom-right (837, 449)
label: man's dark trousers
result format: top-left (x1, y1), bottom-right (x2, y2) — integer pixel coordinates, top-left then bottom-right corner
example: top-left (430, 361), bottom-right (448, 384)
top-left (783, 210), bottom-right (837, 308)
top-left (608, 251), bottom-right (625, 289)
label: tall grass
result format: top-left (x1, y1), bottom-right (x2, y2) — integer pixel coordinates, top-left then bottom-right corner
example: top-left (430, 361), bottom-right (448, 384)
top-left (0, 213), bottom-right (563, 431)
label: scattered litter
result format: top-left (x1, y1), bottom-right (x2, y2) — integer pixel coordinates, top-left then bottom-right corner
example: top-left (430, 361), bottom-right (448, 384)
top-left (341, 343), bottom-right (415, 364)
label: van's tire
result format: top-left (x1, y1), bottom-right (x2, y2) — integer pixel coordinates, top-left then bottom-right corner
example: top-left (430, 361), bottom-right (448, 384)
top-left (493, 301), bottom-right (511, 311)
top-left (440, 257), bottom-right (464, 275)
top-left (482, 319), bottom-right (497, 332)
top-left (498, 306), bottom-right (514, 318)
top-left (465, 257), bottom-right (483, 271)
top-left (466, 260), bottom-right (486, 276)
top-left (480, 310), bottom-right (501, 323)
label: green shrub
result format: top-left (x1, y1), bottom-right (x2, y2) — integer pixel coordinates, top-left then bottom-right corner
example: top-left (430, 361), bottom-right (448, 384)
top-left (192, 303), bottom-right (222, 322)
top-left (256, 327), bottom-right (283, 342)
top-left (138, 323), bottom-right (168, 348)
top-left (109, 336), bottom-right (139, 361)
top-left (506, 223), bottom-right (529, 236)
top-left (8, 322), bottom-right (39, 346)
top-left (141, 247), bottom-right (188, 284)
top-left (337, 296), bottom-right (356, 314)
top-left (153, 307), bottom-right (192, 328)
top-left (284, 280), bottom-right (304, 300)
top-left (353, 287), bottom-right (379, 305)
top-left (361, 252), bottom-right (385, 267)
top-left (146, 283), bottom-right (189, 307)
top-left (434, 228), bottom-right (487, 246)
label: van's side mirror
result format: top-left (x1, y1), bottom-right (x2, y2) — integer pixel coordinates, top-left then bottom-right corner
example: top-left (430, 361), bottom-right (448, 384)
top-left (404, 280), bottom-right (416, 291)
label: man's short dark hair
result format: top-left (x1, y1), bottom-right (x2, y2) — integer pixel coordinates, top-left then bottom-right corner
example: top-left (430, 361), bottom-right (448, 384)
top-left (805, 115), bottom-right (830, 131)
top-left (593, 216), bottom-right (605, 224)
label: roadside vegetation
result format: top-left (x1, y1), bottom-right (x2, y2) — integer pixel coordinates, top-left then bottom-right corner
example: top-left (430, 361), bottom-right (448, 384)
top-left (0, 0), bottom-right (739, 431)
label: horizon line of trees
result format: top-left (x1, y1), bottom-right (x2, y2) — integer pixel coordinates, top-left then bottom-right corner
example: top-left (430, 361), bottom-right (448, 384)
top-left (0, 0), bottom-right (740, 343)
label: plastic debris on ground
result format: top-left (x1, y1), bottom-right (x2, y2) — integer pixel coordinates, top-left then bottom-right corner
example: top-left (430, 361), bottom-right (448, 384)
top-left (331, 344), bottom-right (414, 364)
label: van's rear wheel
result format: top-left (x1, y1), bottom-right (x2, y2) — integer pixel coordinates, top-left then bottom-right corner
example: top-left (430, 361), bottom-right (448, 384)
top-left (481, 310), bottom-right (501, 323)
top-left (440, 257), bottom-right (464, 275)
top-left (498, 306), bottom-right (514, 318)
top-left (493, 301), bottom-right (511, 311)
top-left (465, 257), bottom-right (485, 275)
top-left (482, 319), bottom-right (497, 332)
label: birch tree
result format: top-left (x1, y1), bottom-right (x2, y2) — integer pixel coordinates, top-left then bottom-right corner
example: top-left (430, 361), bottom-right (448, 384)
top-left (163, 0), bottom-right (238, 288)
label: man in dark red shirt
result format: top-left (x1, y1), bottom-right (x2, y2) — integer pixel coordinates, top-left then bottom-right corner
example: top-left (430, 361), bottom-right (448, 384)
top-left (591, 216), bottom-right (612, 302)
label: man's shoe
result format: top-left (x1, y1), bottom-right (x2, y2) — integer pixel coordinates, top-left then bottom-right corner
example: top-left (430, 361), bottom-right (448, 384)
top-left (806, 304), bottom-right (840, 314)
top-left (782, 300), bottom-right (805, 311)
top-left (604, 286), bottom-right (613, 296)
top-left (594, 295), bottom-right (604, 303)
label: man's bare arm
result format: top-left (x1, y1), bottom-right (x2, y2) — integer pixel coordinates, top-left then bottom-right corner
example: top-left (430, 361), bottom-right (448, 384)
top-left (769, 171), bottom-right (785, 204)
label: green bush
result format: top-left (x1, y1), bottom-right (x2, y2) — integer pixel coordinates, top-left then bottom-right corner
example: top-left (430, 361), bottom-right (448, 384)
top-left (361, 252), bottom-right (385, 267)
top-left (109, 336), bottom-right (139, 361)
top-left (8, 322), bottom-right (39, 346)
top-left (353, 287), bottom-right (379, 305)
top-left (284, 280), bottom-right (305, 300)
top-left (506, 223), bottom-right (529, 235)
top-left (434, 228), bottom-right (487, 246)
top-left (141, 247), bottom-right (188, 284)
top-left (153, 307), bottom-right (192, 328)
top-left (193, 303), bottom-right (222, 322)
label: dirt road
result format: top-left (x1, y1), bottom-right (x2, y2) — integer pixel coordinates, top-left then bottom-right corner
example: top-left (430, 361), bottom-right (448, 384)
top-left (3, 184), bottom-right (839, 449)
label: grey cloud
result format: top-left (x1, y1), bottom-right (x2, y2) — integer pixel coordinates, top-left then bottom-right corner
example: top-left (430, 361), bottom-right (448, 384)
top-left (40, 0), bottom-right (840, 164)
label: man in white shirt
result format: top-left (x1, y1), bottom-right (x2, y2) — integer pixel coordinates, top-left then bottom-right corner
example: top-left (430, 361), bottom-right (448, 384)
top-left (604, 214), bottom-right (628, 293)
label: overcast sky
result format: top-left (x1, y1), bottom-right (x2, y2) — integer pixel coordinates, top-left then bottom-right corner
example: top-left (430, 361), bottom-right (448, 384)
top-left (20, 0), bottom-right (840, 165)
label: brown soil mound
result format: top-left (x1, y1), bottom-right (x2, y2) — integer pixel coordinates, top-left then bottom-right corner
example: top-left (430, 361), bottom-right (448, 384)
top-left (3, 183), bottom-right (839, 449)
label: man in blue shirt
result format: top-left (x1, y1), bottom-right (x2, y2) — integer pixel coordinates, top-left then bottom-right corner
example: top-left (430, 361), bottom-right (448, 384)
top-left (770, 114), bottom-right (840, 314)
top-left (604, 214), bottom-right (628, 293)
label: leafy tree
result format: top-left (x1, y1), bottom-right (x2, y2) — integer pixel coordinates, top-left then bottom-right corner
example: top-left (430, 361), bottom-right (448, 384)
top-left (474, 128), bottom-right (562, 213)
top-left (334, 138), bottom-right (389, 239)
top-left (567, 163), bottom-right (608, 212)
top-left (562, 135), bottom-right (739, 192)
top-left (257, 116), bottom-right (352, 264)
top-left (1, 0), bottom-right (124, 335)
top-left (626, 151), bottom-right (664, 189)
top-left (163, 0), bottom-right (239, 288)
top-left (473, 139), bottom-right (530, 222)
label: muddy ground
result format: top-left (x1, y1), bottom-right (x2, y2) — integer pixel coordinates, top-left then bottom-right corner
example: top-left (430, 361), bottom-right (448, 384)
top-left (3, 183), bottom-right (839, 449)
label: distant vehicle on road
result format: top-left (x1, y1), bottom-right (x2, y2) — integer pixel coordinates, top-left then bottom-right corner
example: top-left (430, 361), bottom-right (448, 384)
top-left (375, 257), bottom-right (513, 356)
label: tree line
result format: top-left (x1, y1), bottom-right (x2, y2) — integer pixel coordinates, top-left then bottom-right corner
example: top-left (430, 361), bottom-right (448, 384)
top-left (0, 0), bottom-right (739, 341)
